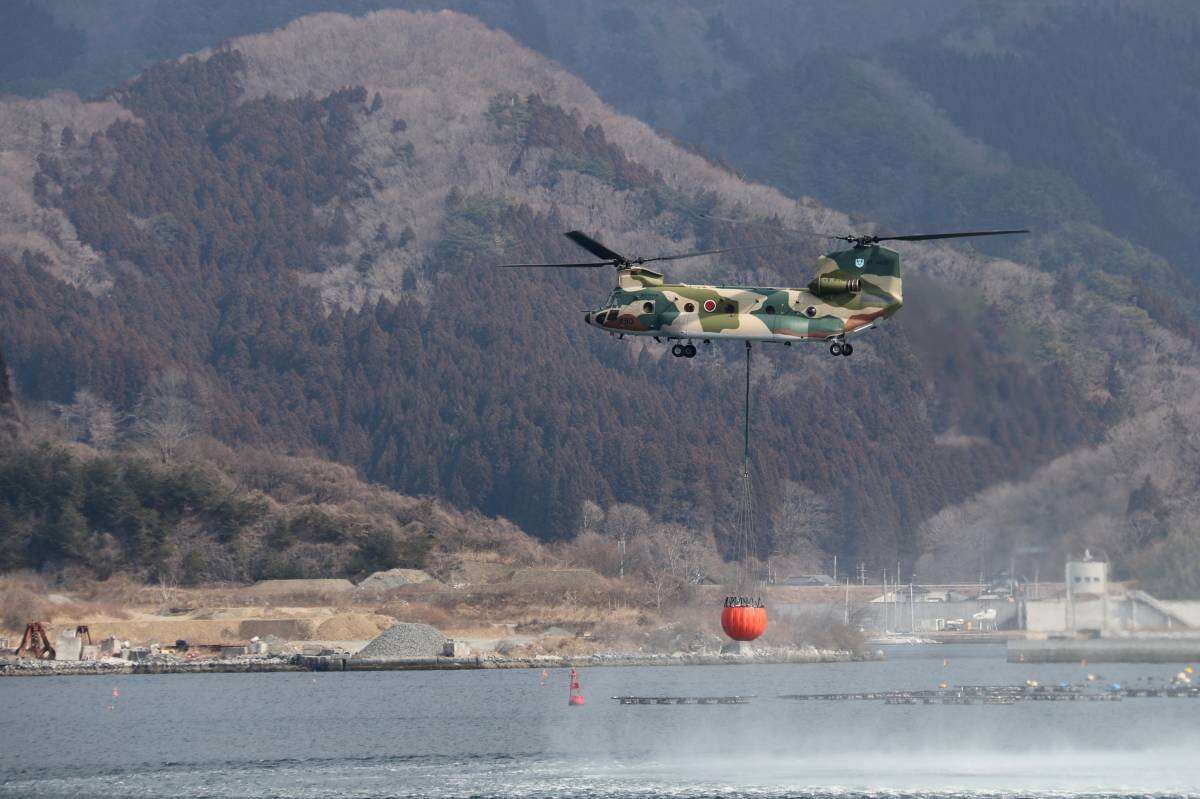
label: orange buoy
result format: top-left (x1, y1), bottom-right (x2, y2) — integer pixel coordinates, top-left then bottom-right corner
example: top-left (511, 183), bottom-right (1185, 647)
top-left (568, 668), bottom-right (585, 706)
top-left (721, 597), bottom-right (768, 642)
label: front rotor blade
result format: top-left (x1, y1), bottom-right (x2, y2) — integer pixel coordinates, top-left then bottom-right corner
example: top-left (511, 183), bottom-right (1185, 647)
top-left (640, 240), bottom-right (807, 265)
top-left (496, 261), bottom-right (615, 268)
top-left (876, 229), bottom-right (1030, 242)
top-left (564, 231), bottom-right (627, 263)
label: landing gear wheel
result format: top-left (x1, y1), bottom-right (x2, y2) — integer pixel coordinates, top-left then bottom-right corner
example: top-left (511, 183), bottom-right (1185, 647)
top-left (829, 342), bottom-right (843, 357)
top-left (671, 344), bottom-right (684, 357)
top-left (683, 344), bottom-right (697, 358)
top-left (841, 343), bottom-right (853, 357)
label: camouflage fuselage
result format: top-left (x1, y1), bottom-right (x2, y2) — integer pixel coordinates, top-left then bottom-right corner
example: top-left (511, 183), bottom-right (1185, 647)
top-left (585, 244), bottom-right (903, 343)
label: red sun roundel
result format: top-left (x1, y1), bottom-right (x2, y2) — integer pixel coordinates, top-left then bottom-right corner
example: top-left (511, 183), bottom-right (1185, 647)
top-left (702, 299), bottom-right (717, 312)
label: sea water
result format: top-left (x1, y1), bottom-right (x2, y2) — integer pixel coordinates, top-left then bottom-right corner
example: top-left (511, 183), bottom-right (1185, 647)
top-left (1, 645), bottom-right (1197, 798)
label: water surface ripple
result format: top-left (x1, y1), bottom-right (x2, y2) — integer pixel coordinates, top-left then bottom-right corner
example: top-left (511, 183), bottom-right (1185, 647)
top-left (2, 645), bottom-right (1196, 797)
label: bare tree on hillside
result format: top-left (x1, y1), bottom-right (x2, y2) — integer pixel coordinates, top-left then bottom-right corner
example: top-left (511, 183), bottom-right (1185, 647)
top-left (769, 481), bottom-right (836, 574)
top-left (602, 503), bottom-right (653, 580)
top-left (635, 522), bottom-right (700, 610)
top-left (133, 369), bottom-right (205, 464)
top-left (66, 389), bottom-right (118, 450)
top-left (579, 499), bottom-right (604, 535)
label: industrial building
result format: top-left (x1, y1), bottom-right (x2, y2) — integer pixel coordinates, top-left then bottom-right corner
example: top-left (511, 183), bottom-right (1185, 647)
top-left (1024, 552), bottom-right (1200, 634)
top-left (775, 552), bottom-right (1200, 638)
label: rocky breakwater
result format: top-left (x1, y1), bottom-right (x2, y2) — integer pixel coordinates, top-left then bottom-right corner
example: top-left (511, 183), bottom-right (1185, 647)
top-left (0, 655), bottom-right (300, 677)
top-left (496, 645), bottom-right (872, 669)
top-left (299, 641), bottom-right (875, 672)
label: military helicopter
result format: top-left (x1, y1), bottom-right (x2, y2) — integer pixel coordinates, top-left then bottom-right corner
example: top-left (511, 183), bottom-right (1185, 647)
top-left (500, 226), bottom-right (1027, 357)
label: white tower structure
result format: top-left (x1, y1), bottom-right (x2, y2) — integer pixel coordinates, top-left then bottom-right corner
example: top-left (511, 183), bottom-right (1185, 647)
top-left (1065, 549), bottom-right (1108, 633)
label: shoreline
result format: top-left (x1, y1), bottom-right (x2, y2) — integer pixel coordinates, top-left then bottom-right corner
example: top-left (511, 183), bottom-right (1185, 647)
top-left (1008, 636), bottom-right (1200, 663)
top-left (0, 648), bottom-right (875, 678)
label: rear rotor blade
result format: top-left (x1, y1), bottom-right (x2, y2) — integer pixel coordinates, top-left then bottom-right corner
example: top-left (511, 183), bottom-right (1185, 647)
top-left (564, 231), bottom-right (627, 263)
top-left (874, 229), bottom-right (1029, 242)
top-left (695, 211), bottom-right (1029, 246)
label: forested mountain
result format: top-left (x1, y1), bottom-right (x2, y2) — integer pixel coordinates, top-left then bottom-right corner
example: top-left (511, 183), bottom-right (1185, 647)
top-left (6, 2), bottom-right (1197, 264)
top-left (7, 1), bottom-right (1199, 273)
top-left (0, 0), bottom-right (952, 102)
top-left (2, 7), bottom-right (1199, 593)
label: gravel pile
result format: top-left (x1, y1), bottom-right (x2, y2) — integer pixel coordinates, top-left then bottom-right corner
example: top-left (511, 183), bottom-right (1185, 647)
top-left (352, 622), bottom-right (447, 659)
top-left (356, 568), bottom-right (434, 592)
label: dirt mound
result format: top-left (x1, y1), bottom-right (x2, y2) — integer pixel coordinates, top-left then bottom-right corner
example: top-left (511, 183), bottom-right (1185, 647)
top-left (508, 568), bottom-right (609, 591)
top-left (315, 613), bottom-right (394, 640)
top-left (245, 579), bottom-right (355, 597)
top-left (238, 618), bottom-right (320, 640)
top-left (192, 607), bottom-right (297, 621)
top-left (446, 562), bottom-right (515, 586)
top-left (75, 619), bottom-right (242, 645)
top-left (353, 622), bottom-right (447, 659)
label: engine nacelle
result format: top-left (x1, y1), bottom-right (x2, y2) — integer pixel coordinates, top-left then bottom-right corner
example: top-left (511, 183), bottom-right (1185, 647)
top-left (808, 276), bottom-right (861, 297)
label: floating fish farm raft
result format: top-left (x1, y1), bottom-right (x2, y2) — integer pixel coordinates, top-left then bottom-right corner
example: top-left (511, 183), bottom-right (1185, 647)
top-left (614, 682), bottom-right (1200, 706)
top-left (613, 695), bottom-right (753, 705)
top-left (778, 685), bottom-right (1127, 704)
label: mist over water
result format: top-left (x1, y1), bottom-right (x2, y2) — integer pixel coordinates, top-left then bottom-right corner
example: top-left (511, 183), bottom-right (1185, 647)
top-left (2, 646), bottom-right (1197, 798)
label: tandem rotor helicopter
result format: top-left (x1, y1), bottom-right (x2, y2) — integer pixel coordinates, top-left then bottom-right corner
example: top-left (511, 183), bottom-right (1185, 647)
top-left (500, 225), bottom-right (1027, 357)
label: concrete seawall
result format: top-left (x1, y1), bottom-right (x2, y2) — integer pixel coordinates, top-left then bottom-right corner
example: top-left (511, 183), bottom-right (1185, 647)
top-left (1008, 637), bottom-right (1200, 663)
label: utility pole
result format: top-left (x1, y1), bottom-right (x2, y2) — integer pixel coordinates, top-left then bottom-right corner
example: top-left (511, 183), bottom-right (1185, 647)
top-left (909, 579), bottom-right (915, 634)
top-left (844, 578), bottom-right (850, 626)
top-left (882, 570), bottom-right (888, 633)
top-left (833, 555), bottom-right (837, 583)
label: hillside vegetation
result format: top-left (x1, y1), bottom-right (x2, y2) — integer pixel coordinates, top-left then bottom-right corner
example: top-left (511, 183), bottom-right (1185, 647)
top-left (1, 9), bottom-right (1199, 594)
top-left (0, 418), bottom-right (537, 585)
top-left (0, 377), bottom-right (766, 645)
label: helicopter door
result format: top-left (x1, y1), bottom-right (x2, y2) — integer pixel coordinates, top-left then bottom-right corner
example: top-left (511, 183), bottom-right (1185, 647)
top-left (767, 292), bottom-right (801, 339)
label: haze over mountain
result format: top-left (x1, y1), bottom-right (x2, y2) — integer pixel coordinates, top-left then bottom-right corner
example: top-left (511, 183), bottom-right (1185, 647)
top-left (2, 6), bottom-right (1199, 595)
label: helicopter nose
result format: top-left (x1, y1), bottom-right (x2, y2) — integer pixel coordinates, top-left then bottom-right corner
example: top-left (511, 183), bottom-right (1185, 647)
top-left (584, 311), bottom-right (593, 326)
